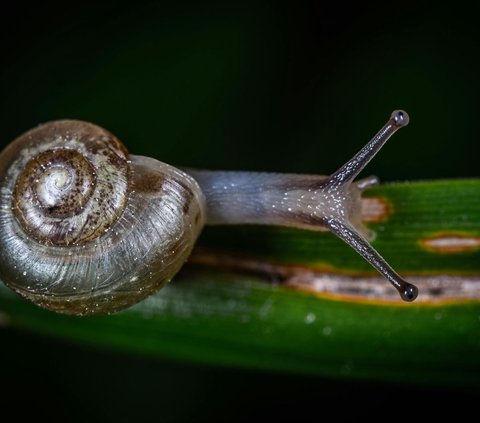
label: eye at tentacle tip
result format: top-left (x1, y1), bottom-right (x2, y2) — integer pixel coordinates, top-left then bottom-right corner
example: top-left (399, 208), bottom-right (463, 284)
top-left (391, 110), bottom-right (410, 127)
top-left (399, 282), bottom-right (418, 302)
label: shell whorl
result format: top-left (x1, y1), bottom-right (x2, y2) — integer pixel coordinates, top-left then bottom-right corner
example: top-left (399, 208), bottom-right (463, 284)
top-left (0, 120), bottom-right (206, 315)
top-left (9, 120), bottom-right (129, 245)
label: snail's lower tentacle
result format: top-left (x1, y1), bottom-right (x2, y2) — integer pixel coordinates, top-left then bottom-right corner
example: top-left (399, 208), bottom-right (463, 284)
top-left (325, 217), bottom-right (418, 302)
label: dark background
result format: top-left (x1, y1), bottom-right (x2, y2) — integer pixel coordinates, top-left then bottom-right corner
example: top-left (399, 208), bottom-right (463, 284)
top-left (1, 1), bottom-right (479, 421)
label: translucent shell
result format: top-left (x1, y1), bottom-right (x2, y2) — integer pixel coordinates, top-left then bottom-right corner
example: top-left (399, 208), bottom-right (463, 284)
top-left (0, 121), bottom-right (205, 315)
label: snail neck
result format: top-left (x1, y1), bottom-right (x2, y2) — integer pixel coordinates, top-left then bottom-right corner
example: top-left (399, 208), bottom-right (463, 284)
top-left (184, 169), bottom-right (356, 232)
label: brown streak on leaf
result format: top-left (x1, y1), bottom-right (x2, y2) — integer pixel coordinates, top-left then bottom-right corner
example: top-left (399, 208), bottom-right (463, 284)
top-left (420, 233), bottom-right (480, 254)
top-left (189, 248), bottom-right (480, 303)
top-left (361, 197), bottom-right (391, 223)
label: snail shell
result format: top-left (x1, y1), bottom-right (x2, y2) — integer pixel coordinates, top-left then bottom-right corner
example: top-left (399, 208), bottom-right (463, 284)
top-left (0, 120), bottom-right (205, 315)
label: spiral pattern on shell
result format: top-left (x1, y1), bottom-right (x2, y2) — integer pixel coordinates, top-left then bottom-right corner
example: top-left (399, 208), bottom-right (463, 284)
top-left (10, 121), bottom-right (129, 245)
top-left (0, 120), bottom-right (205, 315)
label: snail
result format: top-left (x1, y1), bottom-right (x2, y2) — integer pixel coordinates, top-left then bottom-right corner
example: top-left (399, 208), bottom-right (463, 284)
top-left (0, 110), bottom-right (418, 316)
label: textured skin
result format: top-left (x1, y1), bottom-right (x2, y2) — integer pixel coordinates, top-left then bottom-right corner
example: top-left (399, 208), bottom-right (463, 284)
top-left (186, 170), bottom-right (365, 234)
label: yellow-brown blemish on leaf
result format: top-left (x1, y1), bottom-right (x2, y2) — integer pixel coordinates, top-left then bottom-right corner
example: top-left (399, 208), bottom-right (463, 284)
top-left (420, 232), bottom-right (480, 254)
top-left (360, 197), bottom-right (391, 222)
top-left (189, 248), bottom-right (480, 303)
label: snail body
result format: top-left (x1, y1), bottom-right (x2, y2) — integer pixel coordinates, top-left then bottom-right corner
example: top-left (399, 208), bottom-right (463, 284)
top-left (0, 112), bottom-right (417, 315)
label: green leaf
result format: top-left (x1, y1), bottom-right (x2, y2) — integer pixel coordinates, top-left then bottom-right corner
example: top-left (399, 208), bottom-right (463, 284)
top-left (1, 179), bottom-right (480, 389)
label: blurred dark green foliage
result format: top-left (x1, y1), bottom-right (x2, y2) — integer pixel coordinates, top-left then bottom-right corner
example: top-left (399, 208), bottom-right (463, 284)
top-left (1, 0), bottom-right (479, 420)
top-left (1, 1), bottom-right (478, 179)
